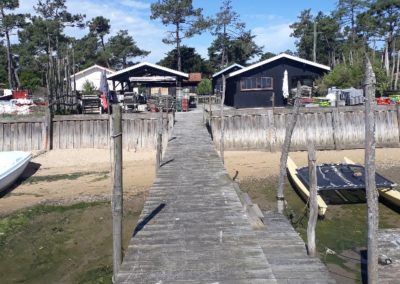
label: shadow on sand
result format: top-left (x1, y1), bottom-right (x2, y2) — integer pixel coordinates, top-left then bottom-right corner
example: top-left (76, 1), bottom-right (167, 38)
top-left (0, 162), bottom-right (41, 198)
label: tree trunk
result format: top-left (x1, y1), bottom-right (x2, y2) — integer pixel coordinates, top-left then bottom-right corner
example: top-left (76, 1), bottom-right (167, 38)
top-left (101, 36), bottom-right (111, 68)
top-left (391, 42), bottom-right (396, 89)
top-left (385, 41), bottom-right (390, 77)
top-left (313, 21), bottom-right (317, 62)
top-left (277, 81), bottom-right (302, 213)
top-left (307, 144), bottom-right (318, 257)
top-left (349, 50), bottom-right (354, 66)
top-left (14, 65), bottom-right (21, 89)
top-left (2, 7), bottom-right (14, 89)
top-left (364, 55), bottom-right (378, 284)
top-left (220, 74), bottom-right (226, 164)
top-left (395, 50), bottom-right (400, 91)
top-left (176, 23), bottom-right (181, 72)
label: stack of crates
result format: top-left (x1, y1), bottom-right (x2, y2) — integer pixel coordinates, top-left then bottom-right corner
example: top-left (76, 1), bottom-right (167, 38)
top-left (341, 88), bottom-right (364, 105)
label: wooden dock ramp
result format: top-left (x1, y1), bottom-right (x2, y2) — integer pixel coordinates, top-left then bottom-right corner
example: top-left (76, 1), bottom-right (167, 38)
top-left (116, 112), bottom-right (334, 283)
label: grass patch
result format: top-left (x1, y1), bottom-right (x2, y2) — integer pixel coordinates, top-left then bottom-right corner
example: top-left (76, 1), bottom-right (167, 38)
top-left (77, 265), bottom-right (113, 284)
top-left (0, 200), bottom-right (141, 283)
top-left (239, 176), bottom-right (400, 281)
top-left (91, 174), bottom-right (109, 182)
top-left (8, 192), bottom-right (44, 197)
top-left (24, 171), bottom-right (109, 184)
top-left (0, 202), bottom-right (106, 246)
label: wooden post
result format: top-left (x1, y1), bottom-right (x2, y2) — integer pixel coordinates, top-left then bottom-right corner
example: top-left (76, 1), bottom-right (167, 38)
top-left (45, 107), bottom-right (52, 151)
top-left (307, 143), bottom-right (318, 257)
top-left (111, 105), bottom-right (123, 281)
top-left (397, 104), bottom-right (400, 143)
top-left (203, 96), bottom-right (205, 124)
top-left (364, 55), bottom-right (378, 284)
top-left (209, 93), bottom-right (212, 119)
top-left (271, 92), bottom-right (275, 109)
top-left (277, 81), bottom-right (302, 213)
top-left (156, 100), bottom-right (163, 173)
top-left (166, 95), bottom-right (169, 133)
top-left (220, 74), bottom-right (226, 164)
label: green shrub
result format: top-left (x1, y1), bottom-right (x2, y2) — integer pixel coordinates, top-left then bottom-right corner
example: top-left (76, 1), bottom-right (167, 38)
top-left (196, 78), bottom-right (212, 95)
top-left (82, 80), bottom-right (97, 97)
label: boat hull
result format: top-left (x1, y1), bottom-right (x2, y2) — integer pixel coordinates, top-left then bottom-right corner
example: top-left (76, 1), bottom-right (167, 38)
top-left (0, 151), bottom-right (32, 193)
top-left (344, 157), bottom-right (400, 211)
top-left (287, 157), bottom-right (328, 217)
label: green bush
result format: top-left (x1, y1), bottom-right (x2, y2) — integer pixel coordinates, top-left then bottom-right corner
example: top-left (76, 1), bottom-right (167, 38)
top-left (196, 78), bottom-right (212, 95)
top-left (320, 61), bottom-right (390, 96)
top-left (82, 80), bottom-right (97, 97)
top-left (20, 71), bottom-right (42, 92)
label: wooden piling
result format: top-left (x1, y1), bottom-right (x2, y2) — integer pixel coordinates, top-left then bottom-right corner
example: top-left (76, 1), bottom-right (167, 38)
top-left (277, 81), bottom-right (302, 213)
top-left (220, 74), bottom-right (226, 164)
top-left (156, 102), bottom-right (163, 172)
top-left (111, 106), bottom-right (123, 281)
top-left (44, 107), bottom-right (52, 151)
top-left (307, 144), bottom-right (318, 257)
top-left (364, 55), bottom-right (378, 284)
top-left (209, 94), bottom-right (212, 119)
top-left (397, 104), bottom-right (400, 143)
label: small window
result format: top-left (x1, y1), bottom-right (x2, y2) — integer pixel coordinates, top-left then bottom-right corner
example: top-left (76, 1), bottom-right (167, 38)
top-left (240, 77), bottom-right (273, 91)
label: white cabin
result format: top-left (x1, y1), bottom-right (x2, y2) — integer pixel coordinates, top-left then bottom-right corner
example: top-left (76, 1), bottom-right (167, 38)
top-left (70, 65), bottom-right (122, 91)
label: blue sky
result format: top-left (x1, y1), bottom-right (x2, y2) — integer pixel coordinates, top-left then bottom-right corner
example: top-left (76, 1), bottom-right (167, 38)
top-left (17, 0), bottom-right (337, 63)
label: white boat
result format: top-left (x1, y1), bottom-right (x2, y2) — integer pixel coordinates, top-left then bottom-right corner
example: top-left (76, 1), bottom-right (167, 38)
top-left (0, 151), bottom-right (32, 193)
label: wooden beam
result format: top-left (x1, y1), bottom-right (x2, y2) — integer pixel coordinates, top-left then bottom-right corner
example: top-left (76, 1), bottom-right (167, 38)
top-left (364, 55), bottom-right (379, 284)
top-left (307, 143), bottom-right (318, 257)
top-left (156, 98), bottom-right (163, 173)
top-left (111, 106), bottom-right (123, 281)
top-left (220, 74), bottom-right (226, 164)
top-left (277, 81), bottom-right (302, 213)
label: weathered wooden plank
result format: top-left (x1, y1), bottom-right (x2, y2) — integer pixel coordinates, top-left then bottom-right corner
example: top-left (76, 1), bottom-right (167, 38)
top-left (88, 119), bottom-right (94, 148)
top-left (11, 123), bottom-right (18, 150)
top-left (25, 122), bottom-right (32, 151)
top-left (0, 123), bottom-right (4, 151)
top-left (73, 120), bottom-right (81, 149)
top-left (33, 122), bottom-right (41, 150)
top-left (67, 120), bottom-right (74, 149)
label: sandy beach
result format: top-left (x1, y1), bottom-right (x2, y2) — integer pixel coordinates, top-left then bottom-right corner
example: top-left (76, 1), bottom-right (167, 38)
top-left (2, 147), bottom-right (400, 216)
top-left (0, 149), bottom-right (155, 215)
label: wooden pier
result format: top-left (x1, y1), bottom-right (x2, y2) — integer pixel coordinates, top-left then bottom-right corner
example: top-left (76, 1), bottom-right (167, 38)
top-left (116, 111), bottom-right (334, 283)
top-left (378, 229), bottom-right (400, 283)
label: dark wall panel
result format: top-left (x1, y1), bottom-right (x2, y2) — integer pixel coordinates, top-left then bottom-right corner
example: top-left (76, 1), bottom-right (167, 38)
top-left (227, 58), bottom-right (328, 108)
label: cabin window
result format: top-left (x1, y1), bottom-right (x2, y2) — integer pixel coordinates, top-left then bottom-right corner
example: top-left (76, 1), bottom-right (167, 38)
top-left (240, 77), bottom-right (273, 91)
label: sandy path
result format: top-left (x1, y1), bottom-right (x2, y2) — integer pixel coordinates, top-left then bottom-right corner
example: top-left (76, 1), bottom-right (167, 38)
top-left (0, 149), bottom-right (155, 215)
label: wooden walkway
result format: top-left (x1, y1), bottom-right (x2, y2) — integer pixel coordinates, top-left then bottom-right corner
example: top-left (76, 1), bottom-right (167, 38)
top-left (116, 112), bottom-right (334, 283)
top-left (378, 229), bottom-right (400, 283)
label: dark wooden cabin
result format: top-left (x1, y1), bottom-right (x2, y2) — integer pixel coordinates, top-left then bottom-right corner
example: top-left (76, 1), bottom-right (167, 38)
top-left (107, 62), bottom-right (189, 93)
top-left (212, 63), bottom-right (244, 95)
top-left (225, 54), bottom-right (330, 108)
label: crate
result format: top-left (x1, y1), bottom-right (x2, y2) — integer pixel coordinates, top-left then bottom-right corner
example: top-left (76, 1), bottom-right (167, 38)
top-left (81, 96), bottom-right (101, 114)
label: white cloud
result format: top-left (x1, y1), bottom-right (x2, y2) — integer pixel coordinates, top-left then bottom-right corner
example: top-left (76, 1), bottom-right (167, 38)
top-left (15, 0), bottom-right (170, 64)
top-left (119, 0), bottom-right (150, 10)
top-left (252, 23), bottom-right (295, 54)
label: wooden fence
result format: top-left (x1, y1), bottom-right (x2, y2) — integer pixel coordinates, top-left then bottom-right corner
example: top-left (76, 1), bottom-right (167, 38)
top-left (0, 112), bottom-right (173, 151)
top-left (208, 105), bottom-right (400, 151)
